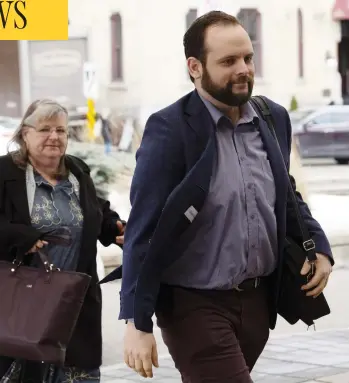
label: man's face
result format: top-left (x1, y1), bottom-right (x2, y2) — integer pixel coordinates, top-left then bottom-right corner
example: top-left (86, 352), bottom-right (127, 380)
top-left (193, 24), bottom-right (255, 107)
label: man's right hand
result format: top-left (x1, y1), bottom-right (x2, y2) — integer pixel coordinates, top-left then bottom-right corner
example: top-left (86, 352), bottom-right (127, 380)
top-left (124, 321), bottom-right (159, 378)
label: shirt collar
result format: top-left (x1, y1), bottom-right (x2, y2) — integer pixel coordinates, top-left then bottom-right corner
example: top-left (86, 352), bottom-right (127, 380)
top-left (198, 93), bottom-right (258, 126)
top-left (33, 170), bottom-right (70, 187)
top-left (33, 171), bottom-right (48, 187)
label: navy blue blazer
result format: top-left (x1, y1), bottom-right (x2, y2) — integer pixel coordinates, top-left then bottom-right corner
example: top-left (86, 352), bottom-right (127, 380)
top-left (101, 90), bottom-right (332, 333)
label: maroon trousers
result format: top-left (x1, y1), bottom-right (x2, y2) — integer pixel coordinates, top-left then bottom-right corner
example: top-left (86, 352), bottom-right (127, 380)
top-left (156, 283), bottom-right (270, 383)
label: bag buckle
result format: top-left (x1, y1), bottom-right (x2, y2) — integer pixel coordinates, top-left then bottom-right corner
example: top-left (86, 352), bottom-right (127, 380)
top-left (11, 259), bottom-right (22, 273)
top-left (306, 262), bottom-right (316, 282)
top-left (232, 284), bottom-right (244, 292)
top-left (303, 239), bottom-right (315, 252)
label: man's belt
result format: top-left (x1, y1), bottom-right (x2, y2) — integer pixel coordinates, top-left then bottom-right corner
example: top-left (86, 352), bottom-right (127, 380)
top-left (232, 277), bottom-right (263, 292)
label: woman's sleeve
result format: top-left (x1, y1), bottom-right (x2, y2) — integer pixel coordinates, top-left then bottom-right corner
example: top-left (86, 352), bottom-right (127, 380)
top-left (0, 187), bottom-right (41, 257)
top-left (69, 154), bottom-right (126, 247)
top-left (97, 196), bottom-right (125, 247)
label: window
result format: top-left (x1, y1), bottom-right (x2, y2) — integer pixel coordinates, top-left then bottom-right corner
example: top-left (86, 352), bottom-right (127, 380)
top-left (110, 13), bottom-right (123, 81)
top-left (237, 8), bottom-right (262, 77)
top-left (186, 8), bottom-right (197, 30)
top-left (311, 114), bottom-right (332, 125)
top-left (310, 111), bottom-right (349, 124)
top-left (297, 9), bottom-right (304, 78)
top-left (330, 111), bottom-right (349, 123)
top-left (290, 109), bottom-right (315, 124)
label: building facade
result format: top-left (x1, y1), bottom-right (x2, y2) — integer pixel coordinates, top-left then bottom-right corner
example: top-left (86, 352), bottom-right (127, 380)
top-left (0, 41), bottom-right (22, 117)
top-left (8, 0), bottom-right (347, 122)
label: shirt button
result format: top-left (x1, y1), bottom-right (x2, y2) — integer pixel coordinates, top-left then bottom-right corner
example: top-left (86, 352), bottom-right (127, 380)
top-left (250, 214), bottom-right (255, 219)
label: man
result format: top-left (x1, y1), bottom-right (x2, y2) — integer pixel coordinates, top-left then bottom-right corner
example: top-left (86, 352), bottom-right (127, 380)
top-left (115, 11), bottom-right (333, 382)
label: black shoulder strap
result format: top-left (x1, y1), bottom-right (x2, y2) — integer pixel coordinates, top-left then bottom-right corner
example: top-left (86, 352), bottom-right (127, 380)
top-left (250, 95), bottom-right (317, 261)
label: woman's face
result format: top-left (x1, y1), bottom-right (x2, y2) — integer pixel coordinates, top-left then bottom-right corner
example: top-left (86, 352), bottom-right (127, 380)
top-left (23, 112), bottom-right (68, 163)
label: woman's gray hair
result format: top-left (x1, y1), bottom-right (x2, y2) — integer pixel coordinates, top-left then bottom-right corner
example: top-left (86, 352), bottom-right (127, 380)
top-left (9, 99), bottom-right (69, 175)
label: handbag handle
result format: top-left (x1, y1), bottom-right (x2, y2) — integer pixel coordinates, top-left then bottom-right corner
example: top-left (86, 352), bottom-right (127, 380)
top-left (12, 248), bottom-right (59, 273)
top-left (12, 227), bottom-right (72, 271)
top-left (250, 96), bottom-right (317, 262)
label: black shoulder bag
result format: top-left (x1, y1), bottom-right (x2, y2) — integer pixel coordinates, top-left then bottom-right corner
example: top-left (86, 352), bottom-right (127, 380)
top-left (250, 95), bottom-right (331, 327)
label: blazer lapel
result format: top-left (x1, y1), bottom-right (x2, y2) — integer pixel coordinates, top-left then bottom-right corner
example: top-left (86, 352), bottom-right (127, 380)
top-left (185, 90), bottom-right (215, 149)
top-left (66, 156), bottom-right (101, 271)
top-left (65, 156), bottom-right (95, 229)
top-left (184, 91), bottom-right (217, 193)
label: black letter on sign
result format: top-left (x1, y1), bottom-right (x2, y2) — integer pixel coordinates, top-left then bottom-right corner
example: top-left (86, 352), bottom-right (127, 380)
top-left (0, 1), bottom-right (14, 28)
top-left (14, 0), bottom-right (26, 29)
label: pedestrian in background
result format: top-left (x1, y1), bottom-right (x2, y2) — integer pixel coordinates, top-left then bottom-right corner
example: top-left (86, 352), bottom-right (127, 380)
top-left (100, 110), bottom-right (113, 155)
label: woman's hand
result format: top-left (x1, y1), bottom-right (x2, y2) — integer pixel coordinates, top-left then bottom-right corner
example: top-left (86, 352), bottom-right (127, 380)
top-left (116, 220), bottom-right (125, 245)
top-left (26, 240), bottom-right (48, 254)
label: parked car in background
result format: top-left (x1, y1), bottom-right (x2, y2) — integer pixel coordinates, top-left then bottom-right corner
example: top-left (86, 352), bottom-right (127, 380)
top-left (289, 107), bottom-right (317, 127)
top-left (291, 105), bottom-right (349, 164)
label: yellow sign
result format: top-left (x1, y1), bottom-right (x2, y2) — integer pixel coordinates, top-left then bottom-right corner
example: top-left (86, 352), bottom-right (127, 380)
top-left (87, 98), bottom-right (96, 140)
top-left (0, 0), bottom-right (68, 40)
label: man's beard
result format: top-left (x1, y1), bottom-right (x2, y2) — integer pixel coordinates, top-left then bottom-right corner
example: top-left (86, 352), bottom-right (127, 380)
top-left (201, 66), bottom-right (253, 107)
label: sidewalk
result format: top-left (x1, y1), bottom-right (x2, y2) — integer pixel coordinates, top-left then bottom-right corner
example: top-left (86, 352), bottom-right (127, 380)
top-left (101, 328), bottom-right (349, 383)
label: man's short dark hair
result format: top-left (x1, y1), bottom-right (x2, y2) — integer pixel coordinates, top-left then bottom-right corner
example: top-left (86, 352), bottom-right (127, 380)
top-left (183, 11), bottom-right (241, 82)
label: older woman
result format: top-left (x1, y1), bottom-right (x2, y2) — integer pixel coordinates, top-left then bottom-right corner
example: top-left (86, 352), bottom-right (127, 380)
top-left (0, 100), bottom-right (125, 383)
